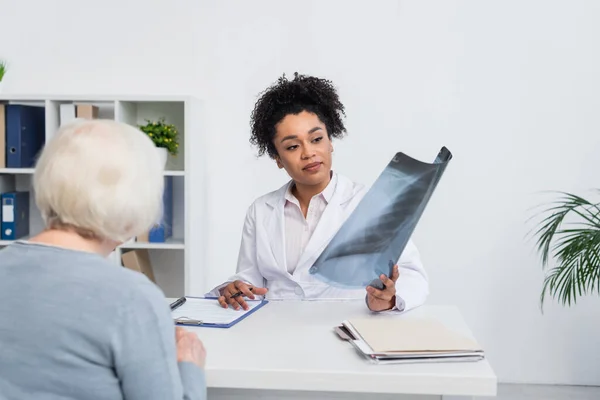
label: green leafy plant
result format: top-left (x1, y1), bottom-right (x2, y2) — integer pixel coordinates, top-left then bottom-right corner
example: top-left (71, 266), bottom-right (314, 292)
top-left (0, 60), bottom-right (7, 82)
top-left (138, 117), bottom-right (179, 156)
top-left (530, 191), bottom-right (600, 310)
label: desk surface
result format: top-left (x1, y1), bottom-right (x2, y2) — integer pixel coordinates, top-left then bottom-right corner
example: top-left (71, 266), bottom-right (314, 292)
top-left (168, 299), bottom-right (497, 397)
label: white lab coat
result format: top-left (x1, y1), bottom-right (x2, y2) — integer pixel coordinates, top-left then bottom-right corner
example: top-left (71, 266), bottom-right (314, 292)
top-left (207, 173), bottom-right (429, 312)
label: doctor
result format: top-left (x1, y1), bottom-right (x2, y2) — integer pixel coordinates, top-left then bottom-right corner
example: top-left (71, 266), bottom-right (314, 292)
top-left (207, 72), bottom-right (429, 313)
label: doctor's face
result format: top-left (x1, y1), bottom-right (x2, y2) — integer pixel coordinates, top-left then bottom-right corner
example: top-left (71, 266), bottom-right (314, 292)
top-left (272, 111), bottom-right (333, 188)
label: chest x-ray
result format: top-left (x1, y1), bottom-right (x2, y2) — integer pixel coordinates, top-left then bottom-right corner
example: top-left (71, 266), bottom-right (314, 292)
top-left (309, 147), bottom-right (452, 289)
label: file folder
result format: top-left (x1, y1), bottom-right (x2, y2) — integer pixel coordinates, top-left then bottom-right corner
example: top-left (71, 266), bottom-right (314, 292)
top-left (335, 317), bottom-right (484, 365)
top-left (5, 104), bottom-right (46, 168)
top-left (170, 297), bottom-right (268, 328)
top-left (0, 104), bottom-right (6, 168)
top-left (148, 176), bottom-right (173, 242)
top-left (1, 191), bottom-right (30, 240)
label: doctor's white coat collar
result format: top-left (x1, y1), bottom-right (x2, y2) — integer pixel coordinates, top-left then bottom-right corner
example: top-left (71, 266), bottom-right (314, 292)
top-left (261, 172), bottom-right (365, 275)
top-left (265, 172), bottom-right (359, 210)
top-left (282, 171), bottom-right (338, 206)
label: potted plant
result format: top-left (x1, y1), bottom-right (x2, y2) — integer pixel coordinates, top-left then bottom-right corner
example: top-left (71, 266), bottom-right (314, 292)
top-left (138, 117), bottom-right (179, 167)
top-left (530, 190), bottom-right (600, 310)
top-left (0, 60), bottom-right (7, 92)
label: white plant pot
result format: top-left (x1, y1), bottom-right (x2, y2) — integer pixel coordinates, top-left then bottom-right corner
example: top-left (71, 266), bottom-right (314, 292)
top-left (157, 147), bottom-right (168, 168)
top-left (0, 81), bottom-right (3, 93)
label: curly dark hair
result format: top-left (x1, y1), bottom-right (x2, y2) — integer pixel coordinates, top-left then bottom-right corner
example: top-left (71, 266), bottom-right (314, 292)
top-left (250, 72), bottom-right (347, 158)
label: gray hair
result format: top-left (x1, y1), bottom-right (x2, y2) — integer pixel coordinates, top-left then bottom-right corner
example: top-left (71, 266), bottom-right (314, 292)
top-left (33, 119), bottom-right (164, 242)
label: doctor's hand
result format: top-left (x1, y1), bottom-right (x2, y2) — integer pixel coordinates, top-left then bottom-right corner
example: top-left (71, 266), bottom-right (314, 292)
top-left (366, 264), bottom-right (399, 312)
top-left (218, 280), bottom-right (268, 311)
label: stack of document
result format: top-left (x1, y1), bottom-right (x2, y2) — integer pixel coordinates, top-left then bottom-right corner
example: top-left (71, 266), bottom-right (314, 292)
top-left (336, 317), bottom-right (484, 364)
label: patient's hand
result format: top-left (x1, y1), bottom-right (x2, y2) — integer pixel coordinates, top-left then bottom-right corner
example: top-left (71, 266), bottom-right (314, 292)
top-left (176, 327), bottom-right (206, 369)
top-left (365, 264), bottom-right (399, 312)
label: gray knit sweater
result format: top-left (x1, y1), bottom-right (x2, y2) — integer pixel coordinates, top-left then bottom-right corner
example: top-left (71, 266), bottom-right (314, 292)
top-left (0, 241), bottom-right (206, 400)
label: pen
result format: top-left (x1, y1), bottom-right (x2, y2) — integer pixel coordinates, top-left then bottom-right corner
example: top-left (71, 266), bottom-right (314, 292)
top-left (175, 317), bottom-right (203, 326)
top-left (170, 297), bottom-right (186, 311)
top-left (230, 287), bottom-right (253, 299)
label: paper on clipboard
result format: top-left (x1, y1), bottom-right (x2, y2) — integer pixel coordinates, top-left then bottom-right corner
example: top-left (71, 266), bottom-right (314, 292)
top-left (171, 297), bottom-right (267, 327)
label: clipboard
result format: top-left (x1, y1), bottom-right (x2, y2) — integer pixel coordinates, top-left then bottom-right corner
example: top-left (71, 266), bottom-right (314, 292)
top-left (170, 296), bottom-right (268, 328)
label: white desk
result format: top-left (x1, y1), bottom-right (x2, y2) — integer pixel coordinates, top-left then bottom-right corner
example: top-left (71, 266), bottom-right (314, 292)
top-left (169, 299), bottom-right (497, 400)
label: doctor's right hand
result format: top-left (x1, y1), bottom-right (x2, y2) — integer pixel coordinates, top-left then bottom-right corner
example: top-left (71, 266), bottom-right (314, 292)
top-left (218, 280), bottom-right (268, 311)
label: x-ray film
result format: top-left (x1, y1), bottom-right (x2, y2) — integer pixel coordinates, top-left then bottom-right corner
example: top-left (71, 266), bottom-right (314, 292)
top-left (309, 147), bottom-right (452, 289)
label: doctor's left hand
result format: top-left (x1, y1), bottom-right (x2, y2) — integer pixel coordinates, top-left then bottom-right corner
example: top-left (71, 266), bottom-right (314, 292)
top-left (366, 264), bottom-right (399, 312)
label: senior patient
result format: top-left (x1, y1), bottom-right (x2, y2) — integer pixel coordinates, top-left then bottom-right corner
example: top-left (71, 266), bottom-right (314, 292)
top-left (0, 119), bottom-right (206, 400)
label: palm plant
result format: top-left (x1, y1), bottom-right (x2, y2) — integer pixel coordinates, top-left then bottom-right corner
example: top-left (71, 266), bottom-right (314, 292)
top-left (530, 191), bottom-right (600, 310)
top-left (0, 60), bottom-right (7, 82)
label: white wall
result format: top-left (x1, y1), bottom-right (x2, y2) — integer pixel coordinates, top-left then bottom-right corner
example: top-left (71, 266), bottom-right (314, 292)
top-left (0, 0), bottom-right (201, 94)
top-left (2, 0), bottom-right (599, 386)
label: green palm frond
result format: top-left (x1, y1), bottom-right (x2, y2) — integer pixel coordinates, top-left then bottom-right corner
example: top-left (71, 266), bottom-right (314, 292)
top-left (0, 60), bottom-right (7, 81)
top-left (530, 191), bottom-right (600, 310)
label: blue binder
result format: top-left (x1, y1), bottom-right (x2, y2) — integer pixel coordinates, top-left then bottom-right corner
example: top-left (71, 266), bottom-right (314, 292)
top-left (5, 104), bottom-right (46, 168)
top-left (171, 297), bottom-right (269, 329)
top-left (148, 176), bottom-right (173, 242)
top-left (1, 191), bottom-right (30, 240)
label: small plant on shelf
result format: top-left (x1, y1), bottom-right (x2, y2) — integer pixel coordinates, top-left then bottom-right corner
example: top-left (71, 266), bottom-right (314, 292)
top-left (138, 118), bottom-right (179, 156)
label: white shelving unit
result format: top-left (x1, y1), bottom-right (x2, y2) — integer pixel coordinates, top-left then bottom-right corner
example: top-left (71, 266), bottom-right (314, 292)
top-left (0, 95), bottom-right (206, 298)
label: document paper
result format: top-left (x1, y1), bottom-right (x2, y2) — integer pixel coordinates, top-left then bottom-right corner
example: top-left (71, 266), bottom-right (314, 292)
top-left (172, 298), bottom-right (264, 325)
top-left (309, 147), bottom-right (452, 288)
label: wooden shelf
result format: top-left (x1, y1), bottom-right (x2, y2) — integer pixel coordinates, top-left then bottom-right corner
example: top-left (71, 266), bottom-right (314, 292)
top-left (0, 168), bottom-right (184, 176)
top-left (1, 238), bottom-right (185, 250)
top-left (0, 238), bottom-right (28, 246)
top-left (119, 238), bottom-right (185, 250)
top-left (164, 170), bottom-right (185, 176)
top-left (0, 168), bottom-right (35, 174)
